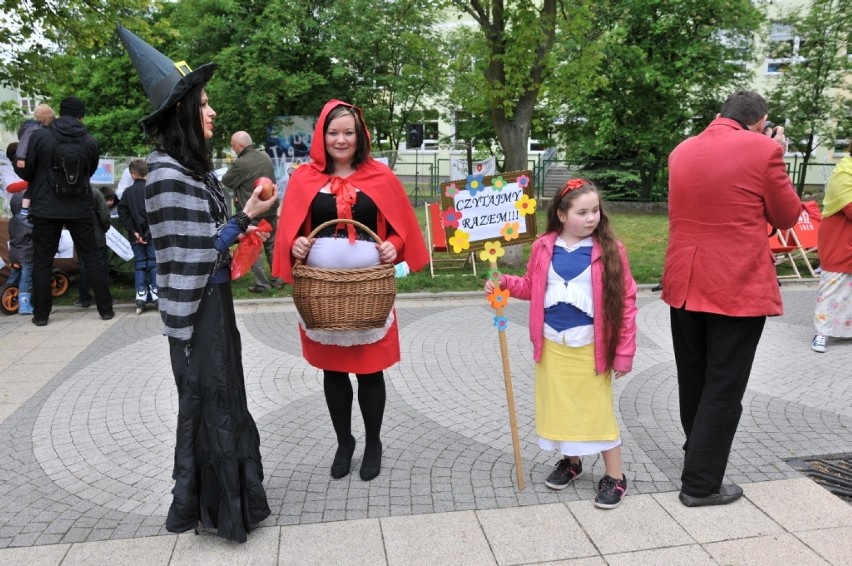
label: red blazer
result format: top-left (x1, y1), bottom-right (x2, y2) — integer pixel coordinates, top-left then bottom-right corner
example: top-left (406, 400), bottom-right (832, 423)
top-left (662, 118), bottom-right (802, 316)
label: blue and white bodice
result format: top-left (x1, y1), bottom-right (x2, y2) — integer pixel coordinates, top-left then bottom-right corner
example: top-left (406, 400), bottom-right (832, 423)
top-left (543, 236), bottom-right (594, 347)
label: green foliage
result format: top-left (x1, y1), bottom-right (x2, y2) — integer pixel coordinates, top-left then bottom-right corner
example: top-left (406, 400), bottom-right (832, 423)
top-left (157, 0), bottom-right (344, 152)
top-left (555, 0), bottom-right (763, 200)
top-left (0, 1), bottom-right (154, 94)
top-left (322, 0), bottom-right (447, 152)
top-left (0, 100), bottom-right (27, 133)
top-left (43, 45), bottom-right (153, 155)
top-left (583, 166), bottom-right (646, 201)
top-left (447, 0), bottom-right (571, 170)
top-left (768, 0), bottom-right (852, 195)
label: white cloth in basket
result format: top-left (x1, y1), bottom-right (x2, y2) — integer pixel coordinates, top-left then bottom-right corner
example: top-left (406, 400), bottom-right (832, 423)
top-left (301, 236), bottom-right (392, 346)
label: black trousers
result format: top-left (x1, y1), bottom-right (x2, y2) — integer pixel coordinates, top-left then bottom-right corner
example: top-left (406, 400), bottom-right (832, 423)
top-left (31, 216), bottom-right (113, 320)
top-left (670, 307), bottom-right (766, 497)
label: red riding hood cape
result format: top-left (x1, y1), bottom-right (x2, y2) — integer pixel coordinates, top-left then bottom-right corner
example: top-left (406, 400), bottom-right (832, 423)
top-left (271, 99), bottom-right (428, 283)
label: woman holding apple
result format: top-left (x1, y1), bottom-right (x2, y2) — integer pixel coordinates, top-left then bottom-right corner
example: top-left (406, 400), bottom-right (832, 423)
top-left (273, 100), bottom-right (428, 481)
top-left (118, 25), bottom-right (274, 542)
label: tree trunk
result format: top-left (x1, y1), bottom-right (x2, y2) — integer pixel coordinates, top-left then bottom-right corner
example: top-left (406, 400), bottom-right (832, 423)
top-left (796, 133), bottom-right (815, 197)
top-left (492, 95), bottom-right (535, 268)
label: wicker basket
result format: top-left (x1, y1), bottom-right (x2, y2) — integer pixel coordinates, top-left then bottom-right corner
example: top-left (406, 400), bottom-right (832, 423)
top-left (291, 219), bottom-right (397, 331)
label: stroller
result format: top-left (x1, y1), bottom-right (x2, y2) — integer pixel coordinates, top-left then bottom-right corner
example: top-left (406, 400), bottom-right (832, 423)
top-left (1, 265), bottom-right (70, 314)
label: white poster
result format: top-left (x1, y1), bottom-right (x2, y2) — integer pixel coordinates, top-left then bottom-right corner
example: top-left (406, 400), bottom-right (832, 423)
top-left (55, 230), bottom-right (74, 259)
top-left (449, 156), bottom-right (497, 182)
top-left (105, 226), bottom-right (134, 261)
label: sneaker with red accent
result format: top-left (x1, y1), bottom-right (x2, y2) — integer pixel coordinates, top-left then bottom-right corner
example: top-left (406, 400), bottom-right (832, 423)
top-left (544, 457), bottom-right (583, 490)
top-left (594, 474), bottom-right (628, 509)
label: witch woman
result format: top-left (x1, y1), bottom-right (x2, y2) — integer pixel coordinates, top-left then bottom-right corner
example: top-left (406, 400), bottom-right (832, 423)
top-left (118, 24), bottom-right (273, 542)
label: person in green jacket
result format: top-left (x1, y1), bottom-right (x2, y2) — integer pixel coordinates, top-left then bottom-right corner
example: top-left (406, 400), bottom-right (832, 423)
top-left (222, 131), bottom-right (283, 292)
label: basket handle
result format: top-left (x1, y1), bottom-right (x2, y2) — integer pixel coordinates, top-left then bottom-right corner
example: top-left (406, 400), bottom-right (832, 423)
top-left (295, 218), bottom-right (384, 265)
top-left (305, 218), bottom-right (383, 245)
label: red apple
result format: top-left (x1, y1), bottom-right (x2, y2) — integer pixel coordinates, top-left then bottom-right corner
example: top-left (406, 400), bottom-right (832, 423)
top-left (253, 176), bottom-right (275, 201)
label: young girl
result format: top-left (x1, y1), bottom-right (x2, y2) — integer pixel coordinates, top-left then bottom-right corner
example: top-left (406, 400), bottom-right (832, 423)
top-left (485, 178), bottom-right (637, 509)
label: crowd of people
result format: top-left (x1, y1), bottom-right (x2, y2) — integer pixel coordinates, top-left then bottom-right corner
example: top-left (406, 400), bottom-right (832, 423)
top-left (0, 19), bottom-right (845, 544)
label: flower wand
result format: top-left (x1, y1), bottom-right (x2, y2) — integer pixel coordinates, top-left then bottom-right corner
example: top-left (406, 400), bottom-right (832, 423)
top-left (483, 240), bottom-right (525, 491)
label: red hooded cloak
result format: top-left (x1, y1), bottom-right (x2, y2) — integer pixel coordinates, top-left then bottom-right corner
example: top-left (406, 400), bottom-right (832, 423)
top-left (271, 99), bottom-right (428, 373)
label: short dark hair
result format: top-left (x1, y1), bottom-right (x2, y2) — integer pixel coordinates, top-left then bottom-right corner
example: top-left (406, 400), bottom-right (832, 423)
top-left (6, 142), bottom-right (17, 162)
top-left (720, 91), bottom-right (767, 125)
top-left (99, 186), bottom-right (116, 203)
top-left (128, 159), bottom-right (148, 177)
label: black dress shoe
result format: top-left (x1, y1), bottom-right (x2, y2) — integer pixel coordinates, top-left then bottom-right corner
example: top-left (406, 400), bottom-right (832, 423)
top-left (360, 441), bottom-right (382, 481)
top-left (31, 317), bottom-right (48, 327)
top-left (330, 436), bottom-right (356, 479)
top-left (679, 483), bottom-right (743, 507)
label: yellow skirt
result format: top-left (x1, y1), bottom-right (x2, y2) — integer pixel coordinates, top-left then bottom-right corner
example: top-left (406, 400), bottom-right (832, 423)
top-left (535, 339), bottom-right (619, 442)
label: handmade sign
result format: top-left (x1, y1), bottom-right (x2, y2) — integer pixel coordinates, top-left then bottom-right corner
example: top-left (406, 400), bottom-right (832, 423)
top-left (440, 169), bottom-right (538, 490)
top-left (439, 170), bottom-right (536, 254)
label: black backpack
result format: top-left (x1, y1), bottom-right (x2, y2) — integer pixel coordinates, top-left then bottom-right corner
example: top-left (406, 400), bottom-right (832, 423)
top-left (48, 127), bottom-right (92, 197)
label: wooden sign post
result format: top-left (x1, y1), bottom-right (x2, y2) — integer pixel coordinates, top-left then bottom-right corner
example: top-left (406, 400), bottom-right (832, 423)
top-left (439, 170), bottom-right (537, 490)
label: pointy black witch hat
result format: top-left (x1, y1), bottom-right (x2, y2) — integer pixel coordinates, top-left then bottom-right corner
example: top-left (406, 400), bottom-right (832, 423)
top-left (116, 23), bottom-right (216, 134)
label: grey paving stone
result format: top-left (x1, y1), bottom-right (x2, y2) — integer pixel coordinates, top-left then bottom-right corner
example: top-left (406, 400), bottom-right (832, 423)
top-left (1, 290), bottom-right (850, 555)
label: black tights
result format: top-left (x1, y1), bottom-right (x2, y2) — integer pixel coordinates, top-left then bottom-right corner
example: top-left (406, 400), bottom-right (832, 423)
top-left (323, 370), bottom-right (385, 447)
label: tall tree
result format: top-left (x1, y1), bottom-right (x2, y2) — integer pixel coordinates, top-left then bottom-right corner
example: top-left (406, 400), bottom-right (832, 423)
top-left (0, 0), bottom-right (153, 93)
top-left (448, 0), bottom-right (561, 171)
top-left (325, 0), bottom-right (446, 155)
top-left (159, 0), bottom-right (344, 152)
top-left (768, 0), bottom-right (852, 196)
top-left (556, 0), bottom-right (763, 200)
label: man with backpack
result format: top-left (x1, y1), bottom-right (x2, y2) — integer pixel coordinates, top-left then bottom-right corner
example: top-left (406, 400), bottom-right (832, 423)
top-left (13, 96), bottom-right (114, 326)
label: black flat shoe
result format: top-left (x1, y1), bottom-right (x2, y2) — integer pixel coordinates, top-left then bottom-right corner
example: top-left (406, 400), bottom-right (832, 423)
top-left (360, 441), bottom-right (382, 481)
top-left (679, 483), bottom-right (743, 507)
top-left (330, 436), bottom-right (356, 479)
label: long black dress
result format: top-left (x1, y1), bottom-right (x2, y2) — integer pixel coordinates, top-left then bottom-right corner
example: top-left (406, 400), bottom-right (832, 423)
top-left (165, 283), bottom-right (271, 542)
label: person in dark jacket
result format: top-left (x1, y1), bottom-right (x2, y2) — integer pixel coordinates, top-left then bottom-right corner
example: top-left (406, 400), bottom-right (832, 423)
top-left (74, 185), bottom-right (111, 308)
top-left (13, 96), bottom-right (114, 325)
top-left (117, 159), bottom-right (157, 310)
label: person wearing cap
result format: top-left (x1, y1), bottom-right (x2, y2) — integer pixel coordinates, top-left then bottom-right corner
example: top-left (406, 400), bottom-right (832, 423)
top-left (13, 96), bottom-right (114, 325)
top-left (117, 24), bottom-right (273, 543)
top-left (222, 131), bottom-right (284, 292)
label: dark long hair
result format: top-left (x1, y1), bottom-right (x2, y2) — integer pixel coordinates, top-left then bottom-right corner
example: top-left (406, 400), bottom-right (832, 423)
top-left (322, 104), bottom-right (370, 173)
top-left (547, 179), bottom-right (625, 367)
top-left (150, 83), bottom-right (213, 180)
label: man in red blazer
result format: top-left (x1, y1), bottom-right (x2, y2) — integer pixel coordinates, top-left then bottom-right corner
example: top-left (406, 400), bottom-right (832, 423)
top-left (662, 91), bottom-right (803, 507)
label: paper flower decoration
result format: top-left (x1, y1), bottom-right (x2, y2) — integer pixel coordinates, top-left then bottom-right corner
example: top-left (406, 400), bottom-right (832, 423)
top-left (479, 240), bottom-right (505, 262)
top-left (444, 182), bottom-right (459, 198)
top-left (489, 268), bottom-right (502, 282)
top-left (488, 288), bottom-right (510, 309)
top-left (501, 221), bottom-right (520, 241)
top-left (441, 207), bottom-right (463, 228)
top-left (491, 176), bottom-right (507, 192)
top-left (515, 194), bottom-right (537, 215)
top-left (493, 316), bottom-right (508, 332)
top-left (466, 174), bottom-right (485, 196)
top-left (517, 174), bottom-right (530, 188)
top-left (448, 229), bottom-right (470, 253)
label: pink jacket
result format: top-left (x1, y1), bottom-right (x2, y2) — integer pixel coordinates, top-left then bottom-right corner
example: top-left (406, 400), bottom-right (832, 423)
top-left (500, 232), bottom-right (638, 374)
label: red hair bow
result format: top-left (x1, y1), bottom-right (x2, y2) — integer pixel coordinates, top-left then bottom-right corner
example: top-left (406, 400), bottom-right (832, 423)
top-left (560, 178), bottom-right (586, 196)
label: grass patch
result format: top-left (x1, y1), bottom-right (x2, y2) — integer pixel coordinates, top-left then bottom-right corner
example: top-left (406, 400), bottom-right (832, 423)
top-left (47, 210), bottom-right (808, 304)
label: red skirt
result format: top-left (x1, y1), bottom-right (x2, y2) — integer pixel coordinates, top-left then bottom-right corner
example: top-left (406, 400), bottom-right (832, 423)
top-left (300, 311), bottom-right (400, 373)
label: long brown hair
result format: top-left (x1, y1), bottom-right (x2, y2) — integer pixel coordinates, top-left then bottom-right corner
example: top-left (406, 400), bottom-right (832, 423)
top-left (547, 179), bottom-right (625, 367)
